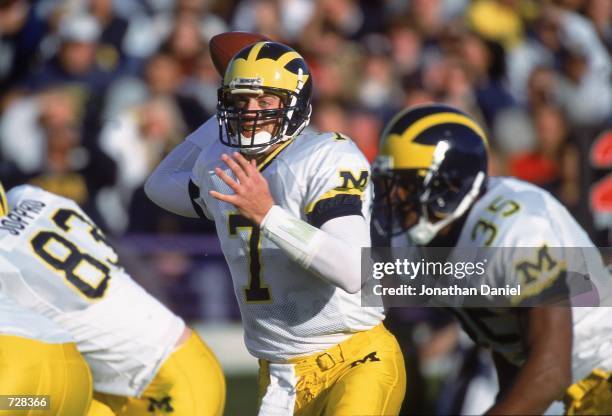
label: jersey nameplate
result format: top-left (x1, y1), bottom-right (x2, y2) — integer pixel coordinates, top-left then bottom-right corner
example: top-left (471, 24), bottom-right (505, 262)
top-left (0, 200), bottom-right (46, 236)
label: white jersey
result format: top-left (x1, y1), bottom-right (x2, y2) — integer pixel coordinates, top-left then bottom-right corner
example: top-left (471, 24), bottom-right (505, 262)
top-left (0, 185), bottom-right (185, 396)
top-left (0, 286), bottom-right (73, 344)
top-left (192, 131), bottom-right (384, 361)
top-left (450, 177), bottom-right (612, 382)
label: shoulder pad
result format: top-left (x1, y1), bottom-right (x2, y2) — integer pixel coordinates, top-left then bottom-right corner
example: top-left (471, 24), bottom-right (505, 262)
top-left (7, 185), bottom-right (76, 212)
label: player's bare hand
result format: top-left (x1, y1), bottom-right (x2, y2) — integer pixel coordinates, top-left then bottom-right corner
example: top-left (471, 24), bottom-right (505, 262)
top-left (209, 152), bottom-right (274, 226)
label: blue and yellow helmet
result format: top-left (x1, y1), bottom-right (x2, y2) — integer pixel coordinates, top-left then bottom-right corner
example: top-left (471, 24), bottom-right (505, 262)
top-left (217, 41), bottom-right (312, 151)
top-left (373, 104), bottom-right (489, 244)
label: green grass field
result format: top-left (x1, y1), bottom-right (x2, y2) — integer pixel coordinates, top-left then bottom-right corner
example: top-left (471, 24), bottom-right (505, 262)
top-left (225, 374), bottom-right (258, 415)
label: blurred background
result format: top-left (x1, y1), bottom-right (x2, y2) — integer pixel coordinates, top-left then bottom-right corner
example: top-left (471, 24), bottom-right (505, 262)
top-left (0, 0), bottom-right (610, 414)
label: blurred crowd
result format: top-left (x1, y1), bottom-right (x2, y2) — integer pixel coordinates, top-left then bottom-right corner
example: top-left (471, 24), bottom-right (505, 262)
top-left (1, 1), bottom-right (610, 412)
top-left (1, 0), bottom-right (610, 239)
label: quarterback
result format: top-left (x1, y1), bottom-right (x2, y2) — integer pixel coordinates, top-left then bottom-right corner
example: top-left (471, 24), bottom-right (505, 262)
top-left (146, 41), bottom-right (406, 414)
top-left (372, 103), bottom-right (612, 414)
top-left (0, 182), bottom-right (225, 416)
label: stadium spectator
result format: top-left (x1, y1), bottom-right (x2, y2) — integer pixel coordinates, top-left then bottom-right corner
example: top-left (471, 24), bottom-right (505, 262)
top-left (23, 122), bottom-right (117, 227)
top-left (0, 0), bottom-right (48, 98)
top-left (584, 0), bottom-right (611, 52)
top-left (161, 12), bottom-right (208, 78)
top-left (1, 87), bottom-right (74, 175)
top-left (347, 107), bottom-right (383, 163)
top-left (509, 103), bottom-right (580, 208)
top-left (467, 0), bottom-right (526, 49)
top-left (104, 49), bottom-right (209, 131)
top-left (300, 0), bottom-right (367, 41)
top-left (24, 13), bottom-right (114, 93)
top-left (179, 46), bottom-right (222, 116)
top-left (460, 32), bottom-right (516, 129)
top-left (144, 50), bottom-right (210, 131)
top-left (231, 0), bottom-right (286, 41)
top-left (387, 20), bottom-right (423, 80)
top-left (98, 95), bottom-right (185, 232)
top-left (526, 65), bottom-right (558, 109)
top-left (88, 0), bottom-right (131, 73)
top-left (175, 0), bottom-right (228, 41)
top-left (357, 33), bottom-right (403, 115)
top-left (311, 99), bottom-right (350, 135)
top-left (409, 0), bottom-right (448, 44)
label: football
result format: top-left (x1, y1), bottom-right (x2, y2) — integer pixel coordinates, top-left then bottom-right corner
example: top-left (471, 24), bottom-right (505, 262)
top-left (209, 31), bottom-right (270, 77)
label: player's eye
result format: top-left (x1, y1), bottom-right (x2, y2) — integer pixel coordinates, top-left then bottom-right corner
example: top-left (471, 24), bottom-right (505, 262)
top-left (258, 98), bottom-right (274, 108)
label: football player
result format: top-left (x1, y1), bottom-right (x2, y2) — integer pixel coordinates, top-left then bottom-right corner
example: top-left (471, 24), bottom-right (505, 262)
top-left (0, 288), bottom-right (96, 416)
top-left (372, 103), bottom-right (612, 414)
top-left (0, 181), bottom-right (225, 416)
top-left (146, 41), bottom-right (406, 415)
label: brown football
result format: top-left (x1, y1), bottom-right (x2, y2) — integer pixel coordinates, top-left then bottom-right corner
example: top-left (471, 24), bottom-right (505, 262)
top-left (209, 32), bottom-right (270, 77)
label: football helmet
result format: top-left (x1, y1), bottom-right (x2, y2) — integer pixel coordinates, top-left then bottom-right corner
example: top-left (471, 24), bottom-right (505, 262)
top-left (373, 104), bottom-right (488, 245)
top-left (217, 41), bottom-right (312, 154)
top-left (0, 180), bottom-right (7, 217)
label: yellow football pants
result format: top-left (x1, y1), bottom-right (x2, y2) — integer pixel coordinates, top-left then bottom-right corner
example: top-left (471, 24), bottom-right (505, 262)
top-left (258, 323), bottom-right (407, 415)
top-left (88, 399), bottom-right (116, 416)
top-left (95, 331), bottom-right (225, 416)
top-left (0, 335), bottom-right (93, 416)
top-left (564, 368), bottom-right (612, 415)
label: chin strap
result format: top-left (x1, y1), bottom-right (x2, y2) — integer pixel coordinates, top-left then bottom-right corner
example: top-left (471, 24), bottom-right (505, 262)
top-left (409, 171), bottom-right (485, 245)
top-left (239, 144), bottom-right (273, 156)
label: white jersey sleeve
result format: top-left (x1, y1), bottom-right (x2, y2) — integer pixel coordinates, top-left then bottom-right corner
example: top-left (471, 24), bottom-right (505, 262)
top-left (257, 133), bottom-right (372, 292)
top-left (260, 205), bottom-right (369, 293)
top-left (145, 116), bottom-right (219, 218)
top-left (0, 185), bottom-right (185, 397)
top-left (301, 133), bottom-right (372, 228)
top-left (190, 148), bottom-right (215, 220)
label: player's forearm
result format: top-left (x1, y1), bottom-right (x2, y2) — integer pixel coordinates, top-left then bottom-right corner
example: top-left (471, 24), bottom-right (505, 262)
top-left (261, 206), bottom-right (366, 293)
top-left (487, 356), bottom-right (570, 415)
top-left (487, 307), bottom-right (573, 414)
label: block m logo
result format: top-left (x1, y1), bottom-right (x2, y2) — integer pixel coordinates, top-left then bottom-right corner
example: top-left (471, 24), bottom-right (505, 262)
top-left (338, 170), bottom-right (369, 191)
top-left (147, 396), bottom-right (174, 413)
top-left (350, 351), bottom-right (381, 368)
top-left (515, 245), bottom-right (565, 285)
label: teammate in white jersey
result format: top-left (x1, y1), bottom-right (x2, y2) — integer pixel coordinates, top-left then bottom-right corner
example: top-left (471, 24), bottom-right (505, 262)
top-left (372, 103), bottom-right (612, 414)
top-left (0, 182), bottom-right (225, 416)
top-left (146, 40), bottom-right (406, 415)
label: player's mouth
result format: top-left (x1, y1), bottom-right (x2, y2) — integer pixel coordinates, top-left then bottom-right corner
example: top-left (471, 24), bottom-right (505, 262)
top-left (239, 120), bottom-right (276, 137)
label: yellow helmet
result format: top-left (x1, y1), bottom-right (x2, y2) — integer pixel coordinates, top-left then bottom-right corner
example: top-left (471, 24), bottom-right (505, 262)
top-left (217, 41), bottom-right (312, 152)
top-left (376, 104), bottom-right (488, 173)
top-left (373, 104), bottom-right (489, 245)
